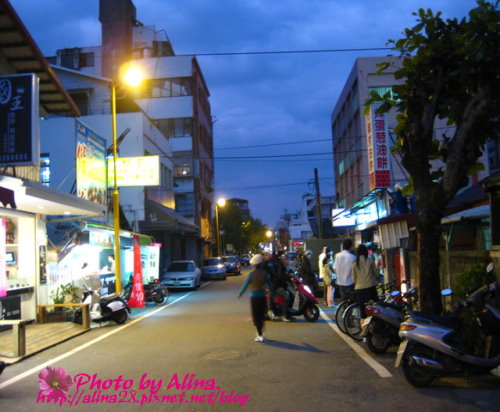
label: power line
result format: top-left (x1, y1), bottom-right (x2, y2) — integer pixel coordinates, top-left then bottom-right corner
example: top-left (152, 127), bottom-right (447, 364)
top-left (178, 47), bottom-right (391, 57)
top-left (214, 138), bottom-right (331, 150)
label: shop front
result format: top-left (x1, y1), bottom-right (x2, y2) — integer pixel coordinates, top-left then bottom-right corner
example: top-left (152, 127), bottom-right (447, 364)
top-left (54, 223), bottom-right (160, 297)
top-left (0, 175), bottom-right (106, 325)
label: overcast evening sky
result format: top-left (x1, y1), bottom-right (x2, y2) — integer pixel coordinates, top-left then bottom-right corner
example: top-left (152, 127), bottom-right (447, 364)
top-left (12, 0), bottom-right (478, 226)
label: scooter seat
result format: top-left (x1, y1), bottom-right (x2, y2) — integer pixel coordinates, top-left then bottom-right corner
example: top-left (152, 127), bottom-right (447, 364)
top-left (101, 293), bottom-right (120, 301)
top-left (379, 302), bottom-right (404, 311)
top-left (412, 311), bottom-right (460, 329)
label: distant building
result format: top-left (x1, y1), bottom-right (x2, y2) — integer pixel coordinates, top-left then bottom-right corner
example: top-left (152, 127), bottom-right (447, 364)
top-left (228, 198), bottom-right (250, 218)
top-left (44, 0), bottom-right (215, 262)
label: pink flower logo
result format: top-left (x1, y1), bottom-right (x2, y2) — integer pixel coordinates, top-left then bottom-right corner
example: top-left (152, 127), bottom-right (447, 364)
top-left (38, 366), bottom-right (73, 397)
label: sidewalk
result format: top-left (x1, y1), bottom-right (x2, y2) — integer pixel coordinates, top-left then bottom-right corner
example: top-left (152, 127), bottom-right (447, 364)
top-left (0, 304), bottom-right (159, 365)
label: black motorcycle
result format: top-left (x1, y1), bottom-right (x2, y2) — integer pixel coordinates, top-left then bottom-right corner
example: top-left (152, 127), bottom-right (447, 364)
top-left (123, 279), bottom-right (169, 305)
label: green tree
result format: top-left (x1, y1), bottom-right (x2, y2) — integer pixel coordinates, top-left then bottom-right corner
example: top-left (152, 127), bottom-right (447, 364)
top-left (217, 203), bottom-right (269, 254)
top-left (366, 1), bottom-right (499, 313)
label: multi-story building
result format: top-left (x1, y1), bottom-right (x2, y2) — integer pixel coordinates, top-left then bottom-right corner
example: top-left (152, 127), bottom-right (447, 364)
top-left (44, 0), bottom-right (215, 262)
top-left (330, 56), bottom-right (491, 245)
top-left (228, 198), bottom-right (251, 218)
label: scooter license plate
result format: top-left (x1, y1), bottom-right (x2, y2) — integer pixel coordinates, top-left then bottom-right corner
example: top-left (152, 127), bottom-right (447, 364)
top-left (360, 316), bottom-right (372, 336)
top-left (395, 340), bottom-right (409, 368)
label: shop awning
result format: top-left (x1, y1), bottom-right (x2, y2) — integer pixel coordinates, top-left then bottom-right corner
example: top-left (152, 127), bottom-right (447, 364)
top-left (141, 199), bottom-right (198, 234)
top-left (0, 175), bottom-right (106, 219)
top-left (441, 205), bottom-right (490, 224)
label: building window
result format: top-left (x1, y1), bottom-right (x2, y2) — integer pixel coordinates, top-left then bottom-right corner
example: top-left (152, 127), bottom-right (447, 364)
top-left (176, 193), bottom-right (194, 216)
top-left (40, 153), bottom-right (50, 186)
top-left (174, 163), bottom-right (192, 177)
top-left (78, 52), bottom-right (95, 68)
top-left (155, 118), bottom-right (193, 138)
top-left (147, 78), bottom-right (192, 98)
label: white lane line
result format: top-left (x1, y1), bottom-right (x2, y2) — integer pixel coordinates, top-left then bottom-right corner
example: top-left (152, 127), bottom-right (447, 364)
top-left (0, 293), bottom-right (191, 390)
top-left (320, 310), bottom-right (393, 378)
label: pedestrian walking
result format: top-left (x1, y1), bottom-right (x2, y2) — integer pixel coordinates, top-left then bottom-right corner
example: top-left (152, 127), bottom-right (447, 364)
top-left (238, 254), bottom-right (274, 342)
top-left (333, 239), bottom-right (356, 298)
top-left (351, 243), bottom-right (379, 304)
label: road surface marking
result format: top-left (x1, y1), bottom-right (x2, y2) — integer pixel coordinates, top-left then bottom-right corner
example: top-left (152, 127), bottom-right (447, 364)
top-left (320, 310), bottom-right (393, 378)
top-left (0, 293), bottom-right (191, 390)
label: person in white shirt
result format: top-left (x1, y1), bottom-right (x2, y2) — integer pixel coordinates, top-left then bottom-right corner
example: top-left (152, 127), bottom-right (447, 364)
top-left (333, 239), bottom-right (356, 298)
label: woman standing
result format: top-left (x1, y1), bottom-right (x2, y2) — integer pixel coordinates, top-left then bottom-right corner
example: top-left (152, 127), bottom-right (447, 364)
top-left (351, 244), bottom-right (379, 304)
top-left (323, 250), bottom-right (336, 308)
top-left (238, 254), bottom-right (274, 342)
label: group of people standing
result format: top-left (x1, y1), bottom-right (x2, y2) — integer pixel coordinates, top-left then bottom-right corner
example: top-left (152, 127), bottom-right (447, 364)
top-left (238, 240), bottom-right (381, 342)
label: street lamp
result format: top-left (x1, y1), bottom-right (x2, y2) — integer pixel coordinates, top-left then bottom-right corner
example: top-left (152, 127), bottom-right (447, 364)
top-left (215, 198), bottom-right (226, 256)
top-left (266, 230), bottom-right (273, 254)
top-left (110, 63), bottom-right (143, 294)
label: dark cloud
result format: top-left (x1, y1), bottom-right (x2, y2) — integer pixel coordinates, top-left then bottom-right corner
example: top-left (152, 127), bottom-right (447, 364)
top-left (12, 0), bottom-right (477, 225)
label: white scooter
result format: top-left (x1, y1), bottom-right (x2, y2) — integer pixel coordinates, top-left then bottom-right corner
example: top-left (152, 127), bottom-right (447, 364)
top-left (74, 283), bottom-right (130, 325)
top-left (395, 263), bottom-right (500, 387)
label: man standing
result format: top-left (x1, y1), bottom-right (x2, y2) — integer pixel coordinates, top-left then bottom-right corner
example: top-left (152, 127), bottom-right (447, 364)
top-left (318, 246), bottom-right (327, 304)
top-left (333, 239), bottom-right (356, 298)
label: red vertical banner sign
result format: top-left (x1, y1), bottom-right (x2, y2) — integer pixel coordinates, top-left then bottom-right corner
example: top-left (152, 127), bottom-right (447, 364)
top-left (0, 218), bottom-right (6, 297)
top-left (127, 234), bottom-right (145, 308)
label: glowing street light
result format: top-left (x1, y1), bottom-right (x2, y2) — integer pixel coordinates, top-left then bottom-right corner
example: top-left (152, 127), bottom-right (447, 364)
top-left (215, 198), bottom-right (226, 256)
top-left (111, 63), bottom-right (143, 294)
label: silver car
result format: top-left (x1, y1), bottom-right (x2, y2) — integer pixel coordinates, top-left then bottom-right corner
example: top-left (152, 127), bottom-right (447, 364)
top-left (160, 260), bottom-right (201, 290)
top-left (201, 257), bottom-right (227, 280)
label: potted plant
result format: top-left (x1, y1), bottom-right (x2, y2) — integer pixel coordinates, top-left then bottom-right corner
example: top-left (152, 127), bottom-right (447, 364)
top-left (47, 283), bottom-right (80, 322)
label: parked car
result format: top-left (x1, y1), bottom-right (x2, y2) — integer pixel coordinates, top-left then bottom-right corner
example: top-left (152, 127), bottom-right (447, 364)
top-left (222, 256), bottom-right (241, 275)
top-left (201, 257), bottom-right (227, 280)
top-left (160, 260), bottom-right (201, 290)
top-left (239, 254), bottom-right (251, 266)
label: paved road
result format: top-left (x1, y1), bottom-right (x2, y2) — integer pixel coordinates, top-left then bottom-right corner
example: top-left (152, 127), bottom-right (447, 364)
top-left (1, 268), bottom-right (499, 411)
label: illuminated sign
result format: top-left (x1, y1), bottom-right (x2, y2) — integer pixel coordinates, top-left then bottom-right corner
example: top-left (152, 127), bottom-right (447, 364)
top-left (107, 156), bottom-right (160, 187)
top-left (75, 119), bottom-right (107, 206)
top-left (331, 209), bottom-right (356, 227)
top-left (0, 74), bottom-right (39, 166)
top-left (365, 102), bottom-right (392, 190)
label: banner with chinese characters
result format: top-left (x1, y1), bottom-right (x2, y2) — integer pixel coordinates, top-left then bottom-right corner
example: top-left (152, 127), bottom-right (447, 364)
top-left (365, 103), bottom-right (392, 190)
top-left (75, 119), bottom-right (108, 206)
top-left (107, 156), bottom-right (160, 187)
top-left (0, 74), bottom-right (39, 166)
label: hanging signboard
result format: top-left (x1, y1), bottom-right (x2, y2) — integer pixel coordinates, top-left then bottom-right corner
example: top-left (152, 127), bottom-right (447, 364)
top-left (365, 102), bottom-right (392, 190)
top-left (0, 74), bottom-right (40, 166)
top-left (75, 119), bottom-right (108, 206)
top-left (107, 155), bottom-right (160, 187)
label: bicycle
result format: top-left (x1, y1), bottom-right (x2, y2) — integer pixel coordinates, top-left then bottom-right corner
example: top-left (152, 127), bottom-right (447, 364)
top-left (334, 291), bottom-right (356, 334)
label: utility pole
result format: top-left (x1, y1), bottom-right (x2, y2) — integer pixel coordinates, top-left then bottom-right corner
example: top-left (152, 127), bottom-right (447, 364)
top-left (314, 168), bottom-right (323, 239)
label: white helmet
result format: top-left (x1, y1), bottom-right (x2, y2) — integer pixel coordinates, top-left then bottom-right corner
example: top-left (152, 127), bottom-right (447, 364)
top-left (250, 254), bottom-right (264, 266)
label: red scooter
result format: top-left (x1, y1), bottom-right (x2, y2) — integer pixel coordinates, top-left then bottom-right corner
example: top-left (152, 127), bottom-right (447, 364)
top-left (274, 272), bottom-right (319, 322)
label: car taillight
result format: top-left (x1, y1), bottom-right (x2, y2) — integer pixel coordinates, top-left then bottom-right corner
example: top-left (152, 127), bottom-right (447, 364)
top-left (365, 306), bottom-right (380, 316)
top-left (154, 279), bottom-right (159, 283)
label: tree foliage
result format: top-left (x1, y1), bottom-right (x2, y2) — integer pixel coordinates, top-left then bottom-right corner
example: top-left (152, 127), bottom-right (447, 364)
top-left (217, 202), bottom-right (269, 254)
top-left (365, 1), bottom-right (499, 313)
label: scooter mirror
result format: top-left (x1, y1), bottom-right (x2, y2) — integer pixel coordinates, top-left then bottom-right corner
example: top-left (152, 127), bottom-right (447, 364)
top-left (441, 288), bottom-right (453, 296)
top-left (486, 263), bottom-right (494, 274)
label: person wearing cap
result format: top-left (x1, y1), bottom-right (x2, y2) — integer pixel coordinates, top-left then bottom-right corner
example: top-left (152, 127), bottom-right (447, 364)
top-left (238, 254), bottom-right (274, 342)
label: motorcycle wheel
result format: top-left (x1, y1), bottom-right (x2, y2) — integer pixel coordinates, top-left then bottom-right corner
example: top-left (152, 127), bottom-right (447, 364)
top-left (342, 303), bottom-right (364, 341)
top-left (112, 309), bottom-right (128, 325)
top-left (366, 328), bottom-right (391, 354)
top-left (402, 346), bottom-right (438, 388)
top-left (153, 290), bottom-right (168, 305)
top-left (335, 301), bottom-right (350, 334)
top-left (304, 304), bottom-right (320, 322)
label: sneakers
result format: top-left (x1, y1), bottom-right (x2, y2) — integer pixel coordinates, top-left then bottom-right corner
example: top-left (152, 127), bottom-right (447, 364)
top-left (255, 335), bottom-right (265, 342)
top-left (283, 316), bottom-right (295, 322)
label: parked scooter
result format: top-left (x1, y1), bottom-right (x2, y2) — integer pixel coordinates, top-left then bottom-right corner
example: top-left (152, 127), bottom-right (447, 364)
top-left (395, 263), bottom-right (500, 387)
top-left (74, 282), bottom-right (130, 325)
top-left (285, 272), bottom-right (320, 322)
top-left (361, 286), bottom-right (418, 354)
top-left (123, 278), bottom-right (169, 305)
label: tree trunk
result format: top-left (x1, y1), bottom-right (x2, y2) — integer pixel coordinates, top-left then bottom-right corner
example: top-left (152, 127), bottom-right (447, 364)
top-left (415, 196), bottom-right (444, 314)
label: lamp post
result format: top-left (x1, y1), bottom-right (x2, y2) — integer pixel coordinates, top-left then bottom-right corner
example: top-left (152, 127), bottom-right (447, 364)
top-left (110, 64), bottom-right (143, 294)
top-left (266, 230), bottom-right (273, 254)
top-left (215, 198), bottom-right (226, 256)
